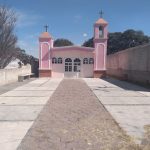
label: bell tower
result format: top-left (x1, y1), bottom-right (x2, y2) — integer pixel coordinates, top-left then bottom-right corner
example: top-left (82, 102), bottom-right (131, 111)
top-left (39, 25), bottom-right (54, 77)
top-left (93, 12), bottom-right (108, 78)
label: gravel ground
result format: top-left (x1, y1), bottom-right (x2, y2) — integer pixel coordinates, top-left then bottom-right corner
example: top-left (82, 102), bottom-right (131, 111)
top-left (17, 79), bottom-right (141, 150)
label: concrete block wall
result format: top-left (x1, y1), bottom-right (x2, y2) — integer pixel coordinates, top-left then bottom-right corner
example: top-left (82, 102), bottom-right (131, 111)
top-left (107, 44), bottom-right (150, 85)
top-left (0, 65), bottom-right (31, 85)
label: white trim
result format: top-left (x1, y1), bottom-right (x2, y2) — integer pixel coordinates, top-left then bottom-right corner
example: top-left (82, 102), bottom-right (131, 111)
top-left (41, 42), bottom-right (50, 49)
top-left (40, 44), bottom-right (42, 68)
top-left (52, 45), bottom-right (95, 51)
top-left (49, 48), bottom-right (51, 69)
top-left (39, 68), bottom-right (51, 70)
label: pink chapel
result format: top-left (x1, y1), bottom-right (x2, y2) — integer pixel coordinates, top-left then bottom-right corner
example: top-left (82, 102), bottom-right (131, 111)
top-left (39, 16), bottom-right (108, 78)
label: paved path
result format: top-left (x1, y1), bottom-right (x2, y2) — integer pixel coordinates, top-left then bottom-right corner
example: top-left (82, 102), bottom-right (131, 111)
top-left (0, 78), bottom-right (62, 150)
top-left (84, 78), bottom-right (150, 143)
top-left (1, 78), bottom-right (149, 149)
top-left (17, 79), bottom-right (139, 150)
top-left (0, 79), bottom-right (35, 95)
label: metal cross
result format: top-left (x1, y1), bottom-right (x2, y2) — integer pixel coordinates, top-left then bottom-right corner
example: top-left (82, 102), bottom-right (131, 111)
top-left (44, 25), bottom-right (49, 32)
top-left (99, 10), bottom-right (104, 18)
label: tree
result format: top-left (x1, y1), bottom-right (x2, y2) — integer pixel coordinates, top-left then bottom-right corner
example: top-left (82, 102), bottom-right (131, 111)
top-left (108, 29), bottom-right (150, 54)
top-left (82, 29), bottom-right (150, 55)
top-left (82, 38), bottom-right (94, 48)
top-left (15, 47), bottom-right (38, 65)
top-left (0, 6), bottom-right (17, 69)
top-left (16, 47), bottom-right (39, 76)
top-left (54, 38), bottom-right (74, 47)
top-left (107, 32), bottom-right (122, 54)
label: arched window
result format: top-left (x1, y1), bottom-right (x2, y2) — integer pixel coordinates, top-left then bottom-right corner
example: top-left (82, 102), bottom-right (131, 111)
top-left (52, 57), bottom-right (57, 64)
top-left (83, 58), bottom-right (88, 64)
top-left (58, 58), bottom-right (62, 64)
top-left (89, 58), bottom-right (94, 64)
top-left (74, 58), bottom-right (81, 72)
top-left (99, 26), bottom-right (104, 38)
top-left (74, 58), bottom-right (81, 65)
top-left (65, 58), bottom-right (72, 72)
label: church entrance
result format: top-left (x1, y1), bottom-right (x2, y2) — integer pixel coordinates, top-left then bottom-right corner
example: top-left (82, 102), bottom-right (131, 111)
top-left (64, 58), bottom-right (81, 78)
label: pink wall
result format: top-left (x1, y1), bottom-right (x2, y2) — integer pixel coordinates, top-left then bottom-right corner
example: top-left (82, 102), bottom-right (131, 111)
top-left (39, 35), bottom-right (52, 70)
top-left (94, 21), bottom-right (108, 71)
top-left (95, 44), bottom-right (104, 70)
top-left (41, 43), bottom-right (49, 69)
top-left (94, 27), bottom-right (100, 39)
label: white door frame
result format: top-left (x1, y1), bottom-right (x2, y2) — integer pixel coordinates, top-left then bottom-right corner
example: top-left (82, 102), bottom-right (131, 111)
top-left (64, 58), bottom-right (81, 78)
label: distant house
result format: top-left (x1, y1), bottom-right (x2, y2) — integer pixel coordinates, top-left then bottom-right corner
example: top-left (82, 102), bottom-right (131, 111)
top-left (5, 59), bottom-right (20, 69)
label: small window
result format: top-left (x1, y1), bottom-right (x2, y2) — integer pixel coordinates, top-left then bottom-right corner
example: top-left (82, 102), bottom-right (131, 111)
top-left (83, 58), bottom-right (88, 64)
top-left (58, 58), bottom-right (62, 64)
top-left (74, 58), bottom-right (81, 65)
top-left (89, 58), bottom-right (94, 64)
top-left (52, 57), bottom-right (57, 64)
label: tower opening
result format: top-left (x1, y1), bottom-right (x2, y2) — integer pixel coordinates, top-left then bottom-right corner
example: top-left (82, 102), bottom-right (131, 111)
top-left (99, 26), bottom-right (104, 38)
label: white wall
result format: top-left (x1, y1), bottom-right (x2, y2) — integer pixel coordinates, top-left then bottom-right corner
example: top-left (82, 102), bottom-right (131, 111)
top-left (0, 65), bottom-right (31, 85)
top-left (51, 50), bottom-right (94, 78)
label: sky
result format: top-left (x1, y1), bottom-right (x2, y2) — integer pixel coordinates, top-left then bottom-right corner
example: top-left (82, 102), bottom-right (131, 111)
top-left (0, 0), bottom-right (150, 57)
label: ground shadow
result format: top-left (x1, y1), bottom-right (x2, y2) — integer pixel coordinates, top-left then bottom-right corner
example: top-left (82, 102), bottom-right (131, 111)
top-left (102, 77), bottom-right (150, 92)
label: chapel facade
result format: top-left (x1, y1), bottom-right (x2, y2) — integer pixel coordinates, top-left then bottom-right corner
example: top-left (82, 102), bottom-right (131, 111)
top-left (39, 16), bottom-right (108, 78)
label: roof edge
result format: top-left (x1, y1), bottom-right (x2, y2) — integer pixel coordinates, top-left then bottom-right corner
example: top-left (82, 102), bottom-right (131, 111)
top-left (52, 45), bottom-right (94, 50)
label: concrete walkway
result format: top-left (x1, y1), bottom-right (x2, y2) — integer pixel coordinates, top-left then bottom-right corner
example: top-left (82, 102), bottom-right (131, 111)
top-left (84, 78), bottom-right (150, 143)
top-left (0, 78), bottom-right (149, 149)
top-left (0, 78), bottom-right (62, 150)
top-left (0, 79), bottom-right (35, 95)
top-left (17, 79), bottom-right (139, 150)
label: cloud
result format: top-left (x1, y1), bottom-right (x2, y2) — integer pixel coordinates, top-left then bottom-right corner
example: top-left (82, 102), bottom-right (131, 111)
top-left (17, 39), bottom-right (38, 57)
top-left (12, 9), bottom-right (42, 57)
top-left (83, 33), bottom-right (88, 37)
top-left (27, 33), bottom-right (40, 39)
top-left (15, 10), bottom-right (43, 28)
top-left (74, 15), bottom-right (82, 23)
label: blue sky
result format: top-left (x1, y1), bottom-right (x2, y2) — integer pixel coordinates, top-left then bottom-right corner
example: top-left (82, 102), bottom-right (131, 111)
top-left (1, 0), bottom-right (150, 57)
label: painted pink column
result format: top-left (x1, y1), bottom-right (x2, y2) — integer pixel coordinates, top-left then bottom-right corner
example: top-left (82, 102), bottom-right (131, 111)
top-left (39, 32), bottom-right (53, 77)
top-left (93, 18), bottom-right (108, 78)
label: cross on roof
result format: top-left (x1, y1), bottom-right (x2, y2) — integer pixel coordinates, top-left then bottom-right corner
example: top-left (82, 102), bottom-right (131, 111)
top-left (44, 25), bottom-right (49, 32)
top-left (99, 10), bottom-right (104, 18)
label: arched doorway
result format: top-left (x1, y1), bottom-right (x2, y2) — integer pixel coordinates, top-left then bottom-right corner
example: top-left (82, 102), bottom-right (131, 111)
top-left (74, 58), bottom-right (81, 72)
top-left (65, 58), bottom-right (72, 72)
top-left (64, 58), bottom-right (81, 78)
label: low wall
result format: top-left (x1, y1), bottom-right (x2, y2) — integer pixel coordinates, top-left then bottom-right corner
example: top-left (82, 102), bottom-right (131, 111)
top-left (0, 65), bottom-right (31, 85)
top-left (107, 44), bottom-right (150, 85)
